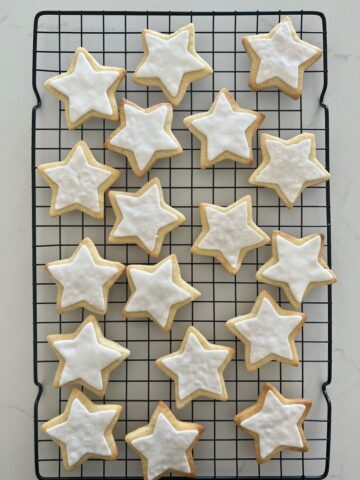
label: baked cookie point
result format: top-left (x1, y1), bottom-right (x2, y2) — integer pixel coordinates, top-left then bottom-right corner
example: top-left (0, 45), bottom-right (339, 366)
top-left (156, 326), bottom-right (234, 409)
top-left (256, 231), bottom-right (336, 308)
top-left (108, 177), bottom-right (185, 257)
top-left (47, 315), bottom-right (130, 396)
top-left (192, 195), bottom-right (269, 275)
top-left (123, 254), bottom-right (200, 332)
top-left (44, 47), bottom-right (126, 129)
top-left (125, 401), bottom-right (203, 480)
top-left (243, 17), bottom-right (322, 99)
top-left (46, 237), bottom-right (125, 315)
top-left (226, 291), bottom-right (306, 371)
top-left (38, 140), bottom-right (120, 218)
top-left (234, 383), bottom-right (312, 463)
top-left (105, 99), bottom-right (183, 177)
top-left (133, 23), bottom-right (212, 106)
top-left (249, 133), bottom-right (329, 208)
top-left (41, 388), bottom-right (121, 470)
top-left (184, 88), bottom-right (264, 168)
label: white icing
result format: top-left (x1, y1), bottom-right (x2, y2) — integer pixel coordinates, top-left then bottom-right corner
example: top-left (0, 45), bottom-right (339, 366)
top-left (136, 29), bottom-right (205, 96)
top-left (51, 52), bottom-right (120, 123)
top-left (191, 92), bottom-right (257, 161)
top-left (47, 243), bottom-right (119, 311)
top-left (131, 413), bottom-right (198, 480)
top-left (248, 20), bottom-right (318, 89)
top-left (46, 398), bottom-right (117, 467)
top-left (240, 390), bottom-right (305, 460)
top-left (262, 235), bottom-right (334, 304)
top-left (111, 183), bottom-right (179, 251)
top-left (161, 331), bottom-right (229, 400)
top-left (126, 258), bottom-right (191, 327)
top-left (232, 297), bottom-right (303, 364)
top-left (110, 103), bottom-right (178, 172)
top-left (255, 138), bottom-right (327, 204)
top-left (53, 322), bottom-right (122, 390)
top-left (43, 144), bottom-right (112, 212)
top-left (198, 201), bottom-right (265, 269)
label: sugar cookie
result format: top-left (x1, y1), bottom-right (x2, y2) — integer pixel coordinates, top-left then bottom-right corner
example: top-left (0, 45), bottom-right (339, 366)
top-left (47, 315), bottom-right (130, 396)
top-left (184, 88), bottom-right (264, 169)
top-left (125, 401), bottom-right (203, 480)
top-left (156, 326), bottom-right (234, 409)
top-left (123, 254), bottom-right (200, 333)
top-left (249, 133), bottom-right (330, 208)
top-left (192, 195), bottom-right (270, 275)
top-left (242, 17), bottom-right (322, 99)
top-left (46, 237), bottom-right (125, 315)
top-left (234, 383), bottom-right (312, 463)
top-left (226, 291), bottom-right (306, 371)
top-left (256, 231), bottom-right (336, 309)
top-left (133, 23), bottom-right (212, 106)
top-left (44, 47), bottom-right (126, 129)
top-left (108, 178), bottom-right (185, 257)
top-left (105, 99), bottom-right (183, 177)
top-left (38, 140), bottom-right (120, 218)
top-left (41, 388), bottom-right (121, 470)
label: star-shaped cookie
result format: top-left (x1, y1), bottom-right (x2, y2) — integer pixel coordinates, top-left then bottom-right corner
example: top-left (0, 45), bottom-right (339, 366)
top-left (156, 326), bottom-right (234, 409)
top-left (47, 315), bottom-right (130, 396)
top-left (242, 17), bottom-right (322, 99)
top-left (192, 195), bottom-right (270, 275)
top-left (226, 291), bottom-right (306, 371)
top-left (108, 178), bottom-right (185, 257)
top-left (234, 383), bottom-right (312, 463)
top-left (123, 254), bottom-right (200, 333)
top-left (105, 99), bottom-right (183, 177)
top-left (249, 133), bottom-right (330, 208)
top-left (125, 401), bottom-right (203, 480)
top-left (41, 388), bottom-right (121, 470)
top-left (133, 23), bottom-right (212, 106)
top-left (46, 237), bottom-right (125, 315)
top-left (44, 47), bottom-right (126, 129)
top-left (257, 231), bottom-right (336, 309)
top-left (38, 140), bottom-right (120, 218)
top-left (184, 88), bottom-right (264, 169)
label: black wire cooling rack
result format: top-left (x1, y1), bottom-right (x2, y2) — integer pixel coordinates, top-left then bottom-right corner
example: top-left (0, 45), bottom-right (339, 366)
top-left (32, 10), bottom-right (332, 480)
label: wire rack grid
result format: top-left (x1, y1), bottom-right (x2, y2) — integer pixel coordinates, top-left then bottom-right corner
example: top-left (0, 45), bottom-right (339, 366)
top-left (32, 10), bottom-right (332, 480)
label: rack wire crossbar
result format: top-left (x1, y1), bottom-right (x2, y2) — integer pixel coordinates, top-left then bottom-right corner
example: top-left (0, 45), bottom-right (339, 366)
top-left (32, 10), bottom-right (332, 480)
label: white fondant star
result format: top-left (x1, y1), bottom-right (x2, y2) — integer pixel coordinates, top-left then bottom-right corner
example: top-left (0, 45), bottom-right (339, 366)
top-left (259, 234), bottom-right (334, 305)
top-left (254, 137), bottom-right (329, 204)
top-left (199, 203), bottom-right (263, 267)
top-left (125, 256), bottom-right (196, 329)
top-left (136, 28), bottom-right (205, 97)
top-left (249, 19), bottom-right (319, 89)
top-left (193, 196), bottom-right (269, 274)
top-left (109, 103), bottom-right (178, 171)
top-left (159, 329), bottom-right (231, 402)
top-left (53, 322), bottom-right (121, 390)
top-left (51, 52), bottom-right (120, 123)
top-left (46, 397), bottom-right (118, 467)
top-left (191, 92), bottom-right (257, 161)
top-left (240, 390), bottom-right (306, 460)
top-left (132, 413), bottom-right (198, 480)
top-left (47, 239), bottom-right (122, 313)
top-left (231, 296), bottom-right (303, 364)
top-left (109, 179), bottom-right (184, 255)
top-left (42, 144), bottom-right (112, 213)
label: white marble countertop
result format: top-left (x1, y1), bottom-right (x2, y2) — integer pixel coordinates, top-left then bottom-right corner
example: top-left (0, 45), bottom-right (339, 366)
top-left (0, 0), bottom-right (358, 478)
